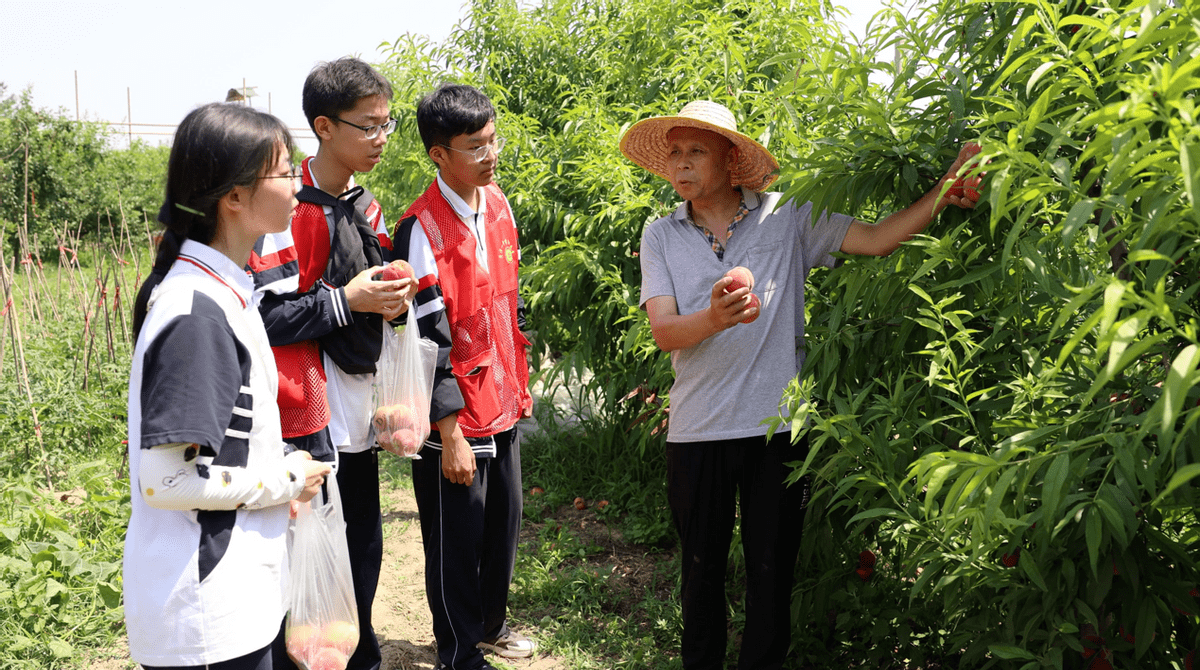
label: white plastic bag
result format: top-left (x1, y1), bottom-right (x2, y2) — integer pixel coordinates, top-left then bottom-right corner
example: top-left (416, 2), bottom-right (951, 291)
top-left (285, 474), bottom-right (358, 670)
top-left (372, 317), bottom-right (437, 457)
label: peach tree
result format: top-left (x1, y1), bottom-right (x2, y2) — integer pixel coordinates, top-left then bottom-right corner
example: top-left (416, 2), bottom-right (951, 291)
top-left (772, 0), bottom-right (1200, 666)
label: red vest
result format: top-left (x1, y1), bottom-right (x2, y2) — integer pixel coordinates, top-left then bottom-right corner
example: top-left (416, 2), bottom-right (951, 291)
top-left (271, 185), bottom-right (331, 439)
top-left (404, 181), bottom-right (532, 437)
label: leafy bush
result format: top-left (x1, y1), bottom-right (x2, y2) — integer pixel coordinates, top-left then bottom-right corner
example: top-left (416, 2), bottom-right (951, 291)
top-left (772, 0), bottom-right (1200, 666)
top-left (0, 251), bottom-right (137, 668)
top-left (0, 84), bottom-right (167, 256)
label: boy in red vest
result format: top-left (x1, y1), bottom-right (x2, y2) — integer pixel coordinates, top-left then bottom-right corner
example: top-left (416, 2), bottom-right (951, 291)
top-left (392, 83), bottom-right (535, 670)
top-left (249, 57), bottom-right (412, 670)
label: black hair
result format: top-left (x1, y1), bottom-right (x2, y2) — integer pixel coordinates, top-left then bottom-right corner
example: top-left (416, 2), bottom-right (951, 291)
top-left (132, 102), bottom-right (293, 337)
top-left (415, 83), bottom-right (496, 153)
top-left (302, 57), bottom-right (394, 133)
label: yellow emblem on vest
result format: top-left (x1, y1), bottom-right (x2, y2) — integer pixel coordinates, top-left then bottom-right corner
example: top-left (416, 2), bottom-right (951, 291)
top-left (502, 240), bottom-right (516, 265)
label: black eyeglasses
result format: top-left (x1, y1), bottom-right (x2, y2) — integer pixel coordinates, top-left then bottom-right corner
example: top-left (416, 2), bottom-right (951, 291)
top-left (258, 167), bottom-right (301, 182)
top-left (333, 117), bottom-right (397, 139)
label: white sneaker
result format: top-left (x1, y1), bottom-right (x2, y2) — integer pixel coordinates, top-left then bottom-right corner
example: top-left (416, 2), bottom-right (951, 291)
top-left (477, 631), bottom-right (536, 659)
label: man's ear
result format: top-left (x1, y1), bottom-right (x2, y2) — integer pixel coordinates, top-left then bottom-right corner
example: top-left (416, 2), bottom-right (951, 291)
top-left (313, 116), bottom-right (336, 142)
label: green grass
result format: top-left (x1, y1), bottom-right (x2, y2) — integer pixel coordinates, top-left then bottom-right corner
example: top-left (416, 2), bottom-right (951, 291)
top-left (506, 405), bottom-right (687, 669)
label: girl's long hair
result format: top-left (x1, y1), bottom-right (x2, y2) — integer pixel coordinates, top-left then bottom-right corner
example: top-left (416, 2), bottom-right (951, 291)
top-left (132, 103), bottom-right (293, 337)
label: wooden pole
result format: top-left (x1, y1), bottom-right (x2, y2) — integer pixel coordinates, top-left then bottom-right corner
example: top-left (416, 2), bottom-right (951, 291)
top-left (0, 256), bottom-right (54, 490)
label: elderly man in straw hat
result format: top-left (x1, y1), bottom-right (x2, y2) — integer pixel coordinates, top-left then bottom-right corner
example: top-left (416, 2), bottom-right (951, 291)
top-left (621, 100), bottom-right (980, 669)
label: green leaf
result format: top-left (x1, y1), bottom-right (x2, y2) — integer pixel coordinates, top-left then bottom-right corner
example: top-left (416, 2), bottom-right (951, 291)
top-left (1085, 505), bottom-right (1102, 578)
top-left (1060, 198), bottom-right (1095, 242)
top-left (989, 644), bottom-right (1036, 660)
top-left (47, 638), bottom-right (73, 659)
top-left (1019, 549), bottom-right (1049, 592)
top-left (1158, 344), bottom-right (1200, 440)
top-left (983, 467), bottom-right (1018, 536)
top-left (1153, 463), bottom-right (1200, 504)
top-left (1094, 496), bottom-right (1128, 548)
top-left (1042, 453), bottom-right (1070, 521)
top-left (98, 581), bottom-right (122, 609)
top-left (848, 507), bottom-right (900, 525)
top-left (1027, 61), bottom-right (1058, 97)
top-left (44, 578), bottom-right (67, 600)
top-left (1134, 596), bottom-right (1155, 658)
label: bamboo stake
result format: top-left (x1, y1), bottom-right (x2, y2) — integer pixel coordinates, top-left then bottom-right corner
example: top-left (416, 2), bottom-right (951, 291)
top-left (99, 266), bottom-right (116, 363)
top-left (76, 250), bottom-right (105, 388)
top-left (0, 291), bottom-right (8, 379)
top-left (0, 255), bottom-right (54, 491)
top-left (28, 238), bottom-right (61, 325)
top-left (54, 219), bottom-right (84, 310)
top-left (117, 193), bottom-right (140, 277)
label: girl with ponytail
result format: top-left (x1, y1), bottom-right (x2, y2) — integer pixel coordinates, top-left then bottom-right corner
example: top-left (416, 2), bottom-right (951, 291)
top-left (124, 102), bottom-right (331, 670)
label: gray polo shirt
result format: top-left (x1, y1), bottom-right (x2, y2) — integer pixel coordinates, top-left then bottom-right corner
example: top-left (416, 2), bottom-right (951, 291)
top-left (639, 188), bottom-right (852, 442)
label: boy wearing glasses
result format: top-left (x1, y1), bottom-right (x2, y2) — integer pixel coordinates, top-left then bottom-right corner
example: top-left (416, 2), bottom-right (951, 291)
top-left (248, 57), bottom-right (411, 670)
top-left (392, 83), bottom-right (535, 670)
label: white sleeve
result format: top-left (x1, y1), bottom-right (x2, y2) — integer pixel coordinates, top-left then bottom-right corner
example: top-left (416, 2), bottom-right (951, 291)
top-left (406, 223), bottom-right (445, 323)
top-left (139, 442), bottom-right (308, 511)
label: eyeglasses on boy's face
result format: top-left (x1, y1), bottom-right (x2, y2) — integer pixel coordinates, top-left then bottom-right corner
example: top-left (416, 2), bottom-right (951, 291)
top-left (440, 137), bottom-right (507, 163)
top-left (332, 116), bottom-right (398, 139)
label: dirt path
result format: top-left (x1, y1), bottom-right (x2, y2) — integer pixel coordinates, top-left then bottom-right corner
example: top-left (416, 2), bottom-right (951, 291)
top-left (375, 484), bottom-right (566, 670)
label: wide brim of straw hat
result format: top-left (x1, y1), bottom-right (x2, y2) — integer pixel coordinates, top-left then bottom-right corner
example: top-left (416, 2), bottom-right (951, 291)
top-left (619, 100), bottom-right (780, 191)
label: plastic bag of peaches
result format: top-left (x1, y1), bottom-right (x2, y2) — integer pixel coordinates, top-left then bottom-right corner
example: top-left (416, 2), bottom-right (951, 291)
top-left (286, 474), bottom-right (359, 670)
top-left (371, 316), bottom-right (437, 458)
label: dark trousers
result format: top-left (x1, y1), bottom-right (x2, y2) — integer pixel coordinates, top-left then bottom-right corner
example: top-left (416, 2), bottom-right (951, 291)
top-left (412, 428), bottom-right (523, 670)
top-left (337, 449), bottom-right (384, 670)
top-left (666, 433), bottom-right (809, 670)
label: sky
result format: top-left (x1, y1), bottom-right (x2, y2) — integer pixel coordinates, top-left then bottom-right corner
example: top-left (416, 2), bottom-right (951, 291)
top-left (2, 0), bottom-right (892, 156)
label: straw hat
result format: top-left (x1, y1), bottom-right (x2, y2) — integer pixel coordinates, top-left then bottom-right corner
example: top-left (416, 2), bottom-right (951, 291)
top-left (619, 100), bottom-right (779, 191)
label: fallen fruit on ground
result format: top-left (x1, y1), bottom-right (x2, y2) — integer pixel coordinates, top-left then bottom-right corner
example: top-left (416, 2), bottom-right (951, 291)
top-left (530, 486), bottom-right (544, 495)
top-left (574, 496), bottom-right (586, 510)
top-left (596, 499), bottom-right (609, 510)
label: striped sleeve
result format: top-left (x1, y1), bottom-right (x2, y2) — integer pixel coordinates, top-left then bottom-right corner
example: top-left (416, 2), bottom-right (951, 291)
top-left (248, 228), bottom-right (350, 346)
top-left (365, 198), bottom-right (393, 253)
top-left (249, 231), bottom-right (300, 295)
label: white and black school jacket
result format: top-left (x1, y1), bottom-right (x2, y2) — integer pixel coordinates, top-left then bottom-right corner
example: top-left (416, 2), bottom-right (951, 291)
top-left (123, 240), bottom-right (298, 667)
